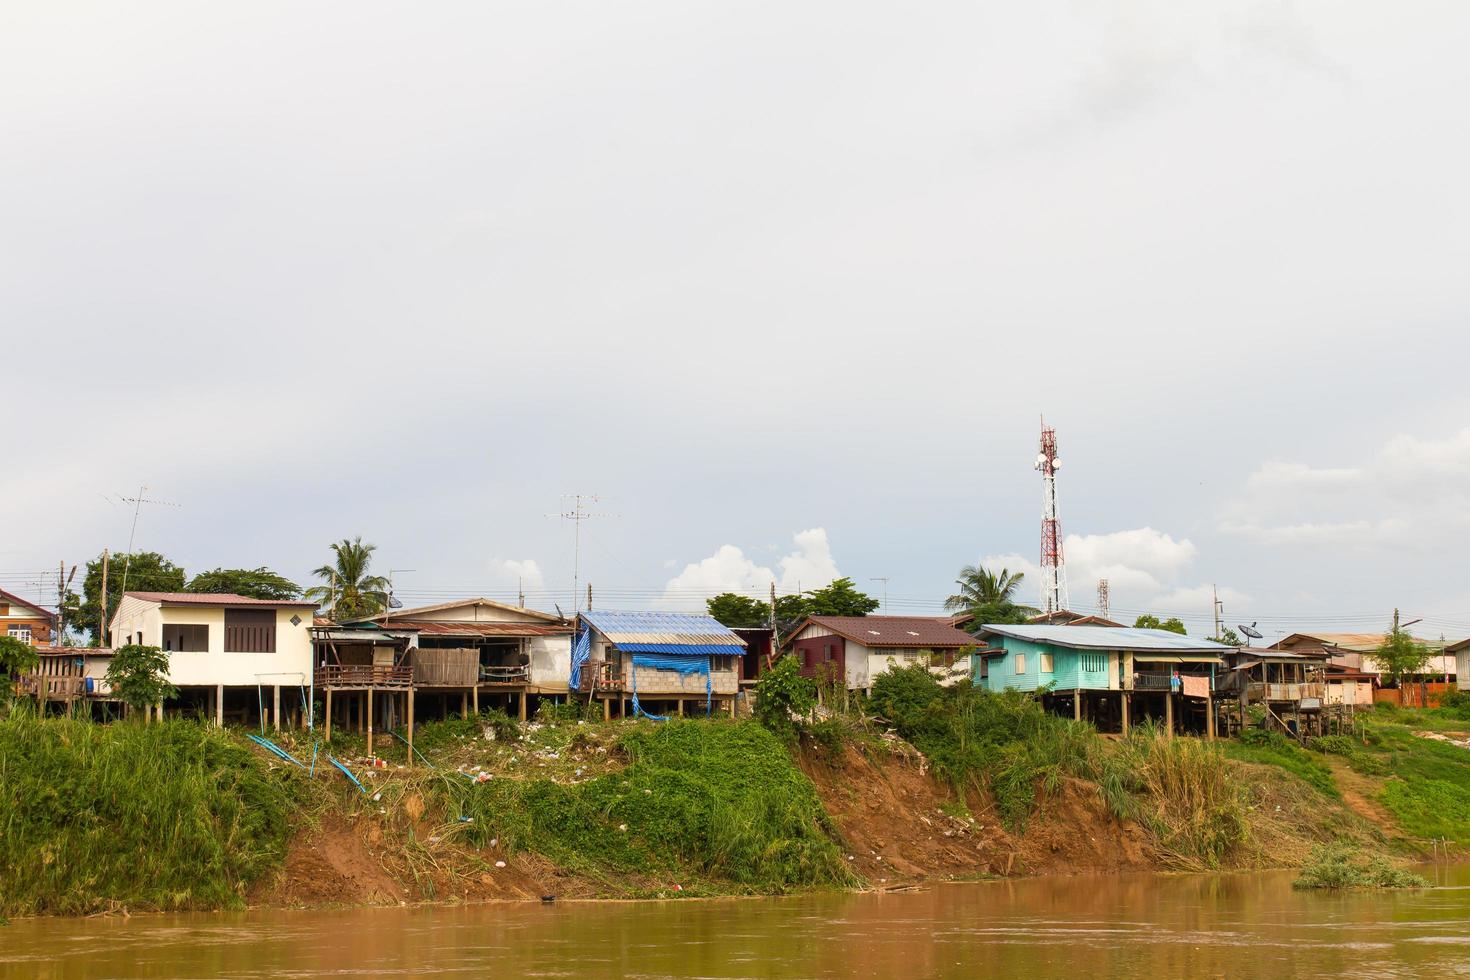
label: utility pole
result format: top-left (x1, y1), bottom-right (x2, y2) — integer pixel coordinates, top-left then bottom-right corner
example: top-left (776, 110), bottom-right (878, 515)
top-left (98, 549), bottom-right (109, 645)
top-left (56, 561), bottom-right (76, 644)
top-left (870, 578), bottom-right (890, 614)
top-left (587, 583), bottom-right (593, 611)
top-left (1212, 585), bottom-right (1223, 641)
top-left (518, 577), bottom-right (525, 608)
top-left (769, 581), bottom-right (780, 668)
top-left (547, 494), bottom-right (612, 613)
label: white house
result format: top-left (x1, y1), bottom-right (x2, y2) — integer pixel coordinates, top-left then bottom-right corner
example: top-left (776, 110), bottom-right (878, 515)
top-left (784, 615), bottom-right (980, 692)
top-left (110, 591), bottom-right (317, 725)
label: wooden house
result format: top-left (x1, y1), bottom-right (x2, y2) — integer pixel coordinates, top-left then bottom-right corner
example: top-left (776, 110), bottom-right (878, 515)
top-left (784, 615), bottom-right (980, 692)
top-left (1, 588), bottom-right (56, 647)
top-left (572, 610), bottom-right (745, 718)
top-left (973, 624), bottom-right (1232, 735)
top-left (1274, 632), bottom-right (1456, 703)
top-left (1217, 647), bottom-right (1329, 737)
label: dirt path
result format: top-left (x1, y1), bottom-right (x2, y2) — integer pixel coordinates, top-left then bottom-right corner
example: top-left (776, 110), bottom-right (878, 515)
top-left (1324, 756), bottom-right (1399, 836)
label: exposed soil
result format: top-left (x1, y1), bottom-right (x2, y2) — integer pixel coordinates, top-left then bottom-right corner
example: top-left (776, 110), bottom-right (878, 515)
top-left (798, 742), bottom-right (1156, 883)
top-left (1322, 756), bottom-right (1399, 835)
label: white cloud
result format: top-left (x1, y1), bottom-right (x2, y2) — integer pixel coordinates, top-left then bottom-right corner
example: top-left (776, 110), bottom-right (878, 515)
top-left (1222, 428), bottom-right (1470, 550)
top-left (660, 528), bottom-right (843, 608)
top-left (489, 558), bottom-right (546, 595)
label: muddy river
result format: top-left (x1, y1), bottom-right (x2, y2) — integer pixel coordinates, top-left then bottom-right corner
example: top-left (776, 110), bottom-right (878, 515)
top-left (6, 865), bottom-right (1470, 978)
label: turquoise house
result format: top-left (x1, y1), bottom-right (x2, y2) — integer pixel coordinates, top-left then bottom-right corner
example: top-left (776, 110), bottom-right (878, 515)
top-left (972, 624), bottom-right (1231, 735)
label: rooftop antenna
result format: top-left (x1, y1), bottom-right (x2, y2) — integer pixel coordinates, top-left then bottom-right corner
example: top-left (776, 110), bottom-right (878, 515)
top-left (114, 484), bottom-right (182, 602)
top-left (1034, 418), bottom-right (1069, 614)
top-left (869, 577), bottom-right (890, 614)
top-left (547, 494), bottom-right (613, 614)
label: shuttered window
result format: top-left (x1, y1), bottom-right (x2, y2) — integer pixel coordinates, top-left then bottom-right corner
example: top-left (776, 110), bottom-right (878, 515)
top-left (224, 610), bottom-right (276, 653)
top-left (163, 624), bottom-right (208, 651)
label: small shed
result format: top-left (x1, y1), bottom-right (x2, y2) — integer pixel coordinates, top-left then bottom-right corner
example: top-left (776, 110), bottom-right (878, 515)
top-left (572, 610), bottom-right (746, 719)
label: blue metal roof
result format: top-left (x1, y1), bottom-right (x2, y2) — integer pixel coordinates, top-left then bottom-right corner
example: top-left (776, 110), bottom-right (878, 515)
top-left (580, 610), bottom-right (746, 656)
top-left (980, 624), bottom-right (1231, 654)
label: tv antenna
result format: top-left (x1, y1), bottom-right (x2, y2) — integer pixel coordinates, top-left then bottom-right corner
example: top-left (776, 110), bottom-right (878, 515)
top-left (547, 494), bottom-right (614, 613)
top-left (114, 484), bottom-right (182, 599)
top-left (869, 577), bottom-right (890, 614)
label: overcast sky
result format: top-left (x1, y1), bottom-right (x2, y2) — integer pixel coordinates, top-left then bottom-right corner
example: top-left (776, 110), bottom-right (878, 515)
top-left (5, 2), bottom-right (1469, 639)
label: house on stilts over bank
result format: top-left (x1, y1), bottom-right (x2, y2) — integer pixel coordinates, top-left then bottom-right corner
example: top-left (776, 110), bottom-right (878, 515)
top-left (571, 610), bottom-right (745, 719)
top-left (972, 624), bottom-right (1232, 736)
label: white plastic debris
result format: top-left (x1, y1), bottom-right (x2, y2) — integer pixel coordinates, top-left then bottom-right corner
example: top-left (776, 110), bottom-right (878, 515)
top-left (495, 860), bottom-right (507, 868)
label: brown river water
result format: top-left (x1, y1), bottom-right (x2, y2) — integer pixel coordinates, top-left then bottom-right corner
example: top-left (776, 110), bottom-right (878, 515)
top-left (5, 865), bottom-right (1470, 979)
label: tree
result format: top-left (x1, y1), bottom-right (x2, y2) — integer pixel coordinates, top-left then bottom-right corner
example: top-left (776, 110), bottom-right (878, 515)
top-left (706, 593), bottom-right (771, 629)
top-left (304, 537), bottom-right (390, 621)
top-left (105, 644), bottom-right (178, 715)
top-left (944, 565), bottom-right (1040, 627)
top-left (0, 635), bottom-right (38, 681)
top-left (68, 552), bottom-right (187, 646)
top-left (1372, 625), bottom-right (1432, 688)
top-left (1134, 614), bottom-right (1186, 635)
top-left (187, 567), bottom-right (302, 600)
top-left (801, 577), bottom-right (881, 617)
top-left (1214, 627), bottom-right (1243, 647)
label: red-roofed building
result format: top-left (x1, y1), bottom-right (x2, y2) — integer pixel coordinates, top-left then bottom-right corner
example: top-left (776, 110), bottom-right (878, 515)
top-left (0, 589), bottom-right (56, 647)
top-left (783, 615), bottom-right (981, 692)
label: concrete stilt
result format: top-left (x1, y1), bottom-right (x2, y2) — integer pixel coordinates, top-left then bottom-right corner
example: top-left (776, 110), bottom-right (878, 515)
top-left (367, 688), bottom-right (374, 757)
top-left (518, 691), bottom-right (527, 722)
top-left (461, 691), bottom-right (469, 719)
top-left (216, 684), bottom-right (224, 727)
top-left (1073, 690), bottom-right (1081, 721)
top-left (272, 685), bottom-right (281, 731)
top-left (325, 688), bottom-right (333, 741)
top-left (603, 696), bottom-right (610, 721)
top-left (472, 684), bottom-right (479, 715)
top-left (407, 688), bottom-right (415, 767)
top-left (1165, 692), bottom-right (1174, 737)
top-left (1206, 695), bottom-right (1215, 739)
top-left (1121, 692), bottom-right (1130, 735)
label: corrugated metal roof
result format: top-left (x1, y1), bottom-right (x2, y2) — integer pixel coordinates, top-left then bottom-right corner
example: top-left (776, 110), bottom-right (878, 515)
top-left (580, 610), bottom-right (745, 655)
top-left (127, 591), bottom-right (318, 608)
top-left (981, 624), bottom-right (1233, 653)
top-left (383, 620), bottom-right (572, 637)
top-left (801, 616), bottom-right (979, 648)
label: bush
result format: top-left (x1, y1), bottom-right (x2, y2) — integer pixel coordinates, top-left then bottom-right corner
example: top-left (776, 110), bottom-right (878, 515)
top-left (1107, 730), bottom-right (1248, 869)
top-left (1294, 843), bottom-right (1428, 889)
top-left (537, 698), bottom-right (596, 724)
top-left (753, 657), bottom-right (816, 741)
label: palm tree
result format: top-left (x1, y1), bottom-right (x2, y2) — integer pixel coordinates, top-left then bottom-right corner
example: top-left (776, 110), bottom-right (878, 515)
top-left (305, 537), bottom-right (390, 622)
top-left (944, 565), bottom-right (1040, 626)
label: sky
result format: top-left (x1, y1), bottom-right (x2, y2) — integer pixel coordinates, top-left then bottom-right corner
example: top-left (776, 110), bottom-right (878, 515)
top-left (4, 2), bottom-right (1470, 641)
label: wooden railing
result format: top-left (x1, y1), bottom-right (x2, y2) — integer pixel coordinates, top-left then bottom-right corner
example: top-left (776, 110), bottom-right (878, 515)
top-left (1247, 681), bottom-right (1325, 702)
top-left (315, 664), bottom-right (413, 688)
top-left (16, 674), bottom-right (87, 700)
top-left (479, 664), bottom-right (530, 683)
top-left (576, 661), bottom-right (623, 693)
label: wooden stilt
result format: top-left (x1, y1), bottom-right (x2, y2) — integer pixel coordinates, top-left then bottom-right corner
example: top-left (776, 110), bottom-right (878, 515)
top-left (1073, 690), bottom-right (1081, 721)
top-left (603, 696), bottom-right (611, 721)
top-left (367, 688), bottom-right (374, 757)
top-left (729, 696), bottom-right (737, 718)
top-left (1121, 692), bottom-right (1130, 735)
top-left (407, 687), bottom-right (415, 767)
top-left (518, 690), bottom-right (527, 722)
top-left (461, 691), bottom-right (468, 719)
top-left (677, 698), bottom-right (685, 717)
top-left (325, 688), bottom-right (333, 742)
top-left (1165, 692), bottom-right (1174, 737)
top-left (472, 683), bottom-right (479, 715)
top-left (1206, 695), bottom-right (1216, 739)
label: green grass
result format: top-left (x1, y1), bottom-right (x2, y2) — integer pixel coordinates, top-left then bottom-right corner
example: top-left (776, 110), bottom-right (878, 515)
top-left (0, 711), bottom-right (295, 916)
top-left (443, 720), bottom-right (857, 894)
top-left (1358, 723), bottom-right (1470, 843)
top-left (1223, 732), bottom-right (1339, 799)
top-left (1293, 842), bottom-right (1428, 889)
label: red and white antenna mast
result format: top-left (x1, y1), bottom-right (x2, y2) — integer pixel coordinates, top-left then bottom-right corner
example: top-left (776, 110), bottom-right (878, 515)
top-left (1035, 419), bottom-right (1069, 613)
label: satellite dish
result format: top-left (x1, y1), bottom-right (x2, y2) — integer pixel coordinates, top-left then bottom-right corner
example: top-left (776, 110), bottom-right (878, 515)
top-left (1238, 623), bottom-right (1262, 641)
top-left (388, 595), bottom-right (404, 609)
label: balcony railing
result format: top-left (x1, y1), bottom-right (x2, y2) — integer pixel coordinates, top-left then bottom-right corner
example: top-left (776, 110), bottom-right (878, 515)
top-left (1247, 681), bottom-right (1325, 703)
top-left (315, 664), bottom-right (414, 688)
top-left (479, 664), bottom-right (530, 684)
top-left (576, 661), bottom-right (624, 693)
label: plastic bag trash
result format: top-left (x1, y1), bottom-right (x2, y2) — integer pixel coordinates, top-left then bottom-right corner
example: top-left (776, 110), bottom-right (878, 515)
top-left (458, 816), bottom-right (473, 823)
top-left (495, 860), bottom-right (507, 868)
top-left (618, 824), bottom-right (628, 832)
top-left (372, 792), bottom-right (382, 802)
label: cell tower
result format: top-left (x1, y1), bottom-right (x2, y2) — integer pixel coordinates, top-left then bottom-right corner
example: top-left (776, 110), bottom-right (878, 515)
top-left (1097, 579), bottom-right (1110, 621)
top-left (1034, 420), bottom-right (1069, 613)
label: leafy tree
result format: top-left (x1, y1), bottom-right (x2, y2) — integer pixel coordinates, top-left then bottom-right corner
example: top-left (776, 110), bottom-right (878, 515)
top-left (944, 565), bottom-right (1040, 627)
top-left (800, 577), bottom-right (880, 617)
top-left (1134, 614), bottom-right (1187, 635)
top-left (1214, 627), bottom-right (1243, 647)
top-left (304, 537), bottom-right (389, 621)
top-left (1372, 625), bottom-right (1432, 688)
top-left (0, 635), bottom-right (39, 681)
top-left (753, 656), bottom-right (816, 741)
top-left (68, 552), bottom-right (187, 646)
top-left (706, 593), bottom-right (771, 629)
top-left (187, 567), bottom-right (302, 600)
top-left (105, 644), bottom-right (178, 714)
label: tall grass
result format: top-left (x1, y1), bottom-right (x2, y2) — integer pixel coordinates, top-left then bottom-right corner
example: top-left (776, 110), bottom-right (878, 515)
top-left (443, 720), bottom-right (857, 893)
top-left (0, 710), bottom-right (294, 916)
top-left (1106, 727), bottom-right (1247, 869)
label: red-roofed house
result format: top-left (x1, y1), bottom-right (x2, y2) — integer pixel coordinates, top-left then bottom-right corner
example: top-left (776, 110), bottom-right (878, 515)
top-left (784, 615), bottom-right (981, 692)
top-left (0, 589), bottom-right (56, 647)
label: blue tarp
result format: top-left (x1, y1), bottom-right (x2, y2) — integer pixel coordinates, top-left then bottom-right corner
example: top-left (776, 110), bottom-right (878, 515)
top-left (630, 653), bottom-right (711, 720)
top-left (569, 625), bottom-right (591, 690)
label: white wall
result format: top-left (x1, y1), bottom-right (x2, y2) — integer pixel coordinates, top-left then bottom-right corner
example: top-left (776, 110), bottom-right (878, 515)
top-left (111, 599), bottom-right (312, 687)
top-left (529, 634), bottom-right (572, 689)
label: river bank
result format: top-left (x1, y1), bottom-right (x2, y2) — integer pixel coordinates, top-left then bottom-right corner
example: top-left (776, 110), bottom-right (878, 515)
top-left (3, 693), bottom-right (1465, 919)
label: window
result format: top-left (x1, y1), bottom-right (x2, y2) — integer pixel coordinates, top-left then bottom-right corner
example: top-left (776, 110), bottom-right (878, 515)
top-left (164, 624), bottom-right (208, 651)
top-left (7, 625), bottom-right (31, 644)
top-left (1039, 652), bottom-right (1054, 673)
top-left (1080, 652), bottom-right (1106, 672)
top-left (225, 610), bottom-right (276, 652)
top-left (1015, 653), bottom-right (1027, 674)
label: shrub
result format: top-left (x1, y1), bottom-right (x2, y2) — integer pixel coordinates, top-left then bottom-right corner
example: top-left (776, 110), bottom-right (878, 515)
top-left (105, 644), bottom-right (178, 714)
top-left (753, 656), bottom-right (816, 741)
top-left (1108, 731), bottom-right (1248, 869)
top-left (538, 698), bottom-right (596, 724)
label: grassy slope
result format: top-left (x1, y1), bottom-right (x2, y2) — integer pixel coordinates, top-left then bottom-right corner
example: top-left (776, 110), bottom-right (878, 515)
top-left (0, 713), bottom-right (294, 916)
